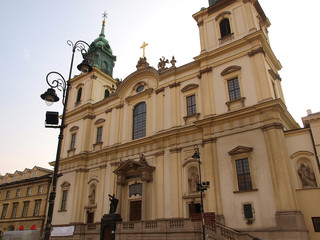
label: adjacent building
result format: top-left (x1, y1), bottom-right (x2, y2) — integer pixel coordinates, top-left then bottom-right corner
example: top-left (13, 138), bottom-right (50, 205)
top-left (0, 166), bottom-right (52, 236)
top-left (49, 0), bottom-right (320, 239)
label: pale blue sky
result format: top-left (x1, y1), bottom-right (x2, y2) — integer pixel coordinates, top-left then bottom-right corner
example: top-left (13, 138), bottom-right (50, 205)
top-left (1, 0), bottom-right (319, 175)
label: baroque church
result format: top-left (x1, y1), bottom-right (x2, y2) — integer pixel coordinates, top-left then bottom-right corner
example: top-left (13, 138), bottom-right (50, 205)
top-left (50, 0), bottom-right (320, 239)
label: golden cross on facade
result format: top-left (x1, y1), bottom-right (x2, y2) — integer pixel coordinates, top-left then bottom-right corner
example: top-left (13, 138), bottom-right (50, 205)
top-left (140, 42), bottom-right (148, 58)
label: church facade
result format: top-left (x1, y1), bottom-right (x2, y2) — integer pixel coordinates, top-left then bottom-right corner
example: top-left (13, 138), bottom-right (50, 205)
top-left (50, 0), bottom-right (320, 239)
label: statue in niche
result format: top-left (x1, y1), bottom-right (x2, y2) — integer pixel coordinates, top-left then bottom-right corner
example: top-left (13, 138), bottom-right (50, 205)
top-left (108, 194), bottom-right (119, 214)
top-left (189, 172), bottom-right (199, 193)
top-left (158, 56), bottom-right (169, 72)
top-left (88, 186), bottom-right (96, 205)
top-left (298, 162), bottom-right (317, 188)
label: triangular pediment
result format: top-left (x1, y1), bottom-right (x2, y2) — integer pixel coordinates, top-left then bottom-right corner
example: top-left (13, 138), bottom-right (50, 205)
top-left (228, 146), bottom-right (253, 156)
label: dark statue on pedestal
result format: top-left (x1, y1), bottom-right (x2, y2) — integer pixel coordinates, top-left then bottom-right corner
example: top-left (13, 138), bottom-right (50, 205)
top-left (100, 194), bottom-right (121, 240)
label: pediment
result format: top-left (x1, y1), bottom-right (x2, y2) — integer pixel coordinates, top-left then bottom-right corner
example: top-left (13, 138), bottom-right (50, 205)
top-left (221, 65), bottom-right (241, 76)
top-left (228, 146), bottom-right (253, 156)
top-left (114, 159), bottom-right (155, 175)
top-left (181, 84), bottom-right (199, 93)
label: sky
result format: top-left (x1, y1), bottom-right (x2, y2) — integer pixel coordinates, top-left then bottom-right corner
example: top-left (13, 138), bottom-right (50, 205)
top-left (0, 0), bottom-right (319, 175)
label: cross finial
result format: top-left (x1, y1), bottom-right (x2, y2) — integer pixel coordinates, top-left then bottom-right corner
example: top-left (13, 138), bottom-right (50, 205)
top-left (140, 42), bottom-right (148, 58)
top-left (102, 11), bottom-right (107, 24)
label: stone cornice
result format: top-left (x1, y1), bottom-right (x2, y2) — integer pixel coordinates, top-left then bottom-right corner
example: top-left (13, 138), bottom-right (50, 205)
top-left (169, 82), bottom-right (181, 88)
top-left (261, 123), bottom-right (284, 132)
top-left (83, 114), bottom-right (96, 120)
top-left (248, 47), bottom-right (265, 57)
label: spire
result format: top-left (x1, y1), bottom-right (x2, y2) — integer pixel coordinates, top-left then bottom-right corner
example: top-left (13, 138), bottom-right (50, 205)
top-left (85, 12), bottom-right (116, 77)
top-left (100, 12), bottom-right (107, 37)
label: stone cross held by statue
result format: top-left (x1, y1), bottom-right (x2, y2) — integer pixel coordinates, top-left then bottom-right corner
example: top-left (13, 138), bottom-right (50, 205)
top-left (140, 42), bottom-right (148, 58)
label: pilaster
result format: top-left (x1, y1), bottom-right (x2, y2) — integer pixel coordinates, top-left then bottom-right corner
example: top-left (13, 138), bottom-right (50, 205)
top-left (261, 123), bottom-right (298, 211)
top-left (155, 151), bottom-right (165, 218)
top-left (169, 147), bottom-right (182, 217)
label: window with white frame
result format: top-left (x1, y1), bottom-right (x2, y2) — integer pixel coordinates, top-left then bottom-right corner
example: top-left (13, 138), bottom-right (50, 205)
top-left (33, 200), bottom-right (41, 216)
top-left (22, 201), bottom-right (29, 217)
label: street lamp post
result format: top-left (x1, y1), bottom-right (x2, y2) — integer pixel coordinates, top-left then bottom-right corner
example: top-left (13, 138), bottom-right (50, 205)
top-left (192, 145), bottom-right (210, 240)
top-left (40, 40), bottom-right (92, 240)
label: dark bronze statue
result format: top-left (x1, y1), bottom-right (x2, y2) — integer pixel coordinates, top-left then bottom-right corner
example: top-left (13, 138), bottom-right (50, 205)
top-left (108, 194), bottom-right (119, 214)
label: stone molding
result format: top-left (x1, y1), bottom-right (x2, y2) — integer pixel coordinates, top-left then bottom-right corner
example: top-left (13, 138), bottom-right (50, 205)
top-left (197, 67), bottom-right (212, 79)
top-left (248, 47), bottom-right (266, 57)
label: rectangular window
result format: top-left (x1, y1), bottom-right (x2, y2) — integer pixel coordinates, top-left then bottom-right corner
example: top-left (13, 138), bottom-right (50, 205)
top-left (70, 133), bottom-right (76, 150)
top-left (61, 190), bottom-right (68, 211)
top-left (22, 201), bottom-right (29, 217)
top-left (33, 200), bottom-right (41, 216)
top-left (312, 217), bottom-right (320, 232)
top-left (11, 203), bottom-right (19, 218)
top-left (186, 95), bottom-right (197, 116)
top-left (1, 204), bottom-right (8, 219)
top-left (5, 191), bottom-right (10, 199)
top-left (227, 78), bottom-right (241, 101)
top-left (96, 127), bottom-right (102, 144)
top-left (16, 189), bottom-right (21, 198)
top-left (38, 185), bottom-right (44, 195)
top-left (26, 187), bottom-right (32, 196)
top-left (32, 171), bottom-right (36, 177)
top-left (243, 204), bottom-right (253, 219)
top-left (236, 158), bottom-right (252, 191)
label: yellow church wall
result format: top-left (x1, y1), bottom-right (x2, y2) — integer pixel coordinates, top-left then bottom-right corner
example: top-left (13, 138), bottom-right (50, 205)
top-left (216, 127), bottom-right (278, 229)
top-left (52, 170), bottom-right (76, 225)
top-left (296, 189), bottom-right (320, 240)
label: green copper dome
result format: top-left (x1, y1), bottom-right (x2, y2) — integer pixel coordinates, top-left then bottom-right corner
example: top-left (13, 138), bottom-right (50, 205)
top-left (86, 20), bottom-right (116, 77)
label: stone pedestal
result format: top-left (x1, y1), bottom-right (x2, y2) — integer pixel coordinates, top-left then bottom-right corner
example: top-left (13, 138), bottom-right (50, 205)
top-left (100, 214), bottom-right (122, 240)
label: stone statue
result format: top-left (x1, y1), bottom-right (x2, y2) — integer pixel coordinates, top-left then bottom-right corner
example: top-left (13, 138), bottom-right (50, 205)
top-left (298, 162), bottom-right (317, 188)
top-left (190, 172), bottom-right (199, 193)
top-left (170, 56), bottom-right (176, 68)
top-left (108, 194), bottom-right (119, 214)
top-left (88, 186), bottom-right (96, 205)
top-left (158, 56), bottom-right (169, 72)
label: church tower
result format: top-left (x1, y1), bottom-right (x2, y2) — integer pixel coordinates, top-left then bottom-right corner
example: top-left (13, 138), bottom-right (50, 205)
top-left (86, 16), bottom-right (116, 77)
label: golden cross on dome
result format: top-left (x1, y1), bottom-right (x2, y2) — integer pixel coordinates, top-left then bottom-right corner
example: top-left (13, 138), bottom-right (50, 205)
top-left (102, 11), bottom-right (107, 24)
top-left (140, 42), bottom-right (148, 58)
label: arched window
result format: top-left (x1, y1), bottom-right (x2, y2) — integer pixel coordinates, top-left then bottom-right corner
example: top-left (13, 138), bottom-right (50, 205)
top-left (104, 89), bottom-right (110, 98)
top-left (220, 18), bottom-right (231, 38)
top-left (76, 88), bottom-right (82, 102)
top-left (132, 102), bottom-right (146, 140)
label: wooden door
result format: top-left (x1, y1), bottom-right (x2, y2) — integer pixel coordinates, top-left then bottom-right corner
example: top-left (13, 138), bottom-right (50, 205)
top-left (130, 200), bottom-right (142, 221)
